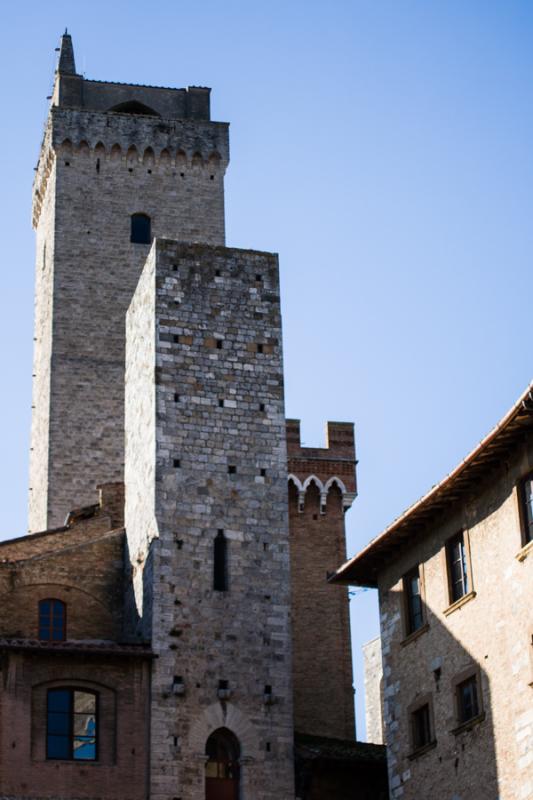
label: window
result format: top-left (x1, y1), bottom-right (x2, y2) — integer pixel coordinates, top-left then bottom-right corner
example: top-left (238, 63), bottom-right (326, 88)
top-left (214, 530), bottom-right (228, 591)
top-left (411, 703), bottom-right (432, 751)
top-left (456, 674), bottom-right (480, 724)
top-left (47, 688), bottom-right (97, 761)
top-left (519, 471), bottom-right (533, 545)
top-left (446, 531), bottom-right (469, 603)
top-left (39, 599), bottom-right (66, 641)
top-left (130, 213), bottom-right (151, 244)
top-left (403, 566), bottom-right (424, 636)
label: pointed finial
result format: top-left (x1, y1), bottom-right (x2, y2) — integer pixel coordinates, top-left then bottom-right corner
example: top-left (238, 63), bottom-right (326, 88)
top-left (57, 30), bottom-right (76, 75)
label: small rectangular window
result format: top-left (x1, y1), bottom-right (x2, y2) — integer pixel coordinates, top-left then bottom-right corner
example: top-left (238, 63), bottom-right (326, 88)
top-left (214, 531), bottom-right (228, 591)
top-left (403, 566), bottom-right (424, 635)
top-left (456, 674), bottom-right (480, 723)
top-left (411, 703), bottom-right (432, 751)
top-left (446, 532), bottom-right (469, 603)
top-left (47, 689), bottom-right (97, 761)
top-left (519, 471), bottom-right (533, 545)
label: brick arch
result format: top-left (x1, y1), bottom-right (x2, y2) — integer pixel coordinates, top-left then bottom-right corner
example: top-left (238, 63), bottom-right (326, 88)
top-left (187, 702), bottom-right (259, 760)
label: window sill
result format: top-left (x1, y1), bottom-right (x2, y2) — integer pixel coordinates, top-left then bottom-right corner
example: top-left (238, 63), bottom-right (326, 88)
top-left (451, 711), bottom-right (486, 735)
top-left (443, 590), bottom-right (476, 617)
top-left (400, 622), bottom-right (429, 647)
top-left (516, 539), bottom-right (533, 563)
top-left (408, 740), bottom-right (437, 760)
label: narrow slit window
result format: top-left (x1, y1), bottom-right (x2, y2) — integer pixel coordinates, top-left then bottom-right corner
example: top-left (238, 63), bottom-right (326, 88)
top-left (214, 530), bottom-right (228, 591)
top-left (411, 703), bottom-right (432, 751)
top-left (130, 213), bottom-right (151, 244)
top-left (519, 471), bottom-right (533, 545)
top-left (457, 674), bottom-right (480, 723)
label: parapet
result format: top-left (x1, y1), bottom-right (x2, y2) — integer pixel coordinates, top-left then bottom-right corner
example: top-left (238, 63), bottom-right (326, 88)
top-left (286, 420), bottom-right (357, 512)
top-left (51, 32), bottom-right (211, 121)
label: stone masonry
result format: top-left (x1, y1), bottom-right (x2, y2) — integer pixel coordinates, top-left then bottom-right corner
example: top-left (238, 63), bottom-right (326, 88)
top-left (29, 35), bottom-right (228, 531)
top-left (125, 240), bottom-right (294, 799)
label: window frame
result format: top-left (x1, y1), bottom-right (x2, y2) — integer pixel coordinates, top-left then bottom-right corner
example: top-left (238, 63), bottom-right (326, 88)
top-left (445, 530), bottom-right (471, 605)
top-left (451, 667), bottom-right (484, 733)
top-left (402, 564), bottom-right (426, 639)
top-left (407, 694), bottom-right (436, 758)
top-left (46, 687), bottom-right (99, 762)
top-left (38, 598), bottom-right (67, 642)
top-left (130, 212), bottom-right (152, 245)
top-left (213, 530), bottom-right (228, 592)
top-left (518, 469), bottom-right (533, 548)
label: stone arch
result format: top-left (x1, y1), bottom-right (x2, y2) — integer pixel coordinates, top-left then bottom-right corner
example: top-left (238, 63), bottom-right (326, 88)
top-left (192, 151), bottom-right (204, 168)
top-left (303, 475), bottom-right (324, 494)
top-left (288, 473), bottom-right (303, 493)
top-left (176, 149), bottom-right (187, 169)
top-left (288, 473), bottom-right (305, 513)
top-left (110, 143), bottom-right (122, 161)
top-left (324, 476), bottom-right (348, 496)
top-left (188, 702), bottom-right (260, 761)
top-left (159, 148), bottom-right (171, 167)
top-left (126, 145), bottom-right (139, 164)
top-left (143, 147), bottom-right (155, 166)
top-left (108, 100), bottom-right (160, 116)
top-left (77, 140), bottom-right (90, 157)
top-left (94, 141), bottom-right (106, 159)
top-left (59, 138), bottom-right (73, 155)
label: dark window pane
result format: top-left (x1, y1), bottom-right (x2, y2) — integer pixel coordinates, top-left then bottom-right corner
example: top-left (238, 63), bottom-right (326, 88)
top-left (48, 689), bottom-right (71, 713)
top-left (47, 712), bottom-right (71, 735)
top-left (47, 689), bottom-right (97, 762)
top-left (447, 533), bottom-right (468, 602)
top-left (404, 567), bottom-right (423, 634)
top-left (214, 532), bottom-right (228, 591)
top-left (412, 704), bottom-right (431, 749)
top-left (523, 477), bottom-right (533, 543)
top-left (40, 600), bottom-right (51, 615)
top-left (130, 213), bottom-right (151, 244)
top-left (47, 735), bottom-right (70, 759)
top-left (458, 675), bottom-right (479, 722)
top-left (39, 599), bottom-right (66, 641)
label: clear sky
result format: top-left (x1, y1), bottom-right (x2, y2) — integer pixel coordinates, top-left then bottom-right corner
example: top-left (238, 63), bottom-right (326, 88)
top-left (0, 0), bottom-right (532, 739)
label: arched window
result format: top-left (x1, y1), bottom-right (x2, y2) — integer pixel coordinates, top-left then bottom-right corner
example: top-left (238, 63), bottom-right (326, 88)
top-left (130, 213), bottom-right (151, 244)
top-left (205, 728), bottom-right (240, 799)
top-left (214, 530), bottom-right (228, 591)
top-left (47, 688), bottom-right (97, 761)
top-left (39, 598), bottom-right (66, 641)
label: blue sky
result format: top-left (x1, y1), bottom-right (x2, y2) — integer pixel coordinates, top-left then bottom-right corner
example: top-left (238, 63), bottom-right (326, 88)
top-left (0, 0), bottom-right (532, 738)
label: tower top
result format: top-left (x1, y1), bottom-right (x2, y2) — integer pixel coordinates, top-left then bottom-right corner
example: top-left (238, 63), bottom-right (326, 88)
top-left (57, 30), bottom-right (76, 75)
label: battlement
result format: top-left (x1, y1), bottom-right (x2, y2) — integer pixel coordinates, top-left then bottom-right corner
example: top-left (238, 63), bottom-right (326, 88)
top-left (286, 420), bottom-right (357, 512)
top-left (32, 107), bottom-right (229, 228)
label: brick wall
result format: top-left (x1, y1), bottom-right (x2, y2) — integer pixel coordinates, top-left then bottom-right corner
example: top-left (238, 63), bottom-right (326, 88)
top-left (287, 420), bottom-right (356, 740)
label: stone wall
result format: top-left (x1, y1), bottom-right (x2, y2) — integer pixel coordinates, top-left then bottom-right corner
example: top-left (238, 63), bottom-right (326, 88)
top-left (29, 98), bottom-right (229, 532)
top-left (125, 240), bottom-right (295, 800)
top-left (378, 434), bottom-right (533, 800)
top-left (362, 636), bottom-right (384, 744)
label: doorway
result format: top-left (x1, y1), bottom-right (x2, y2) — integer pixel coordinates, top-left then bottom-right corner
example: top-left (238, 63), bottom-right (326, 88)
top-left (205, 727), bottom-right (240, 800)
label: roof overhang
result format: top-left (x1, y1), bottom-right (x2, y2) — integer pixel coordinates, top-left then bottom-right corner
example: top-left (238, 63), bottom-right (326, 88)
top-left (331, 380), bottom-right (533, 588)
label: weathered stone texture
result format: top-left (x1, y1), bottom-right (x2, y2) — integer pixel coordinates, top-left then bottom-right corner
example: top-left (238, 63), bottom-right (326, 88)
top-left (29, 98), bottom-right (229, 532)
top-left (125, 240), bottom-right (294, 799)
top-left (363, 636), bottom-right (384, 745)
top-left (379, 436), bottom-right (533, 800)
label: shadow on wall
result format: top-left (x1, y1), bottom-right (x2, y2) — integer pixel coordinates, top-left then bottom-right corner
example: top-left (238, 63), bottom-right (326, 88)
top-left (382, 587), bottom-right (497, 800)
top-left (122, 537), bottom-right (156, 642)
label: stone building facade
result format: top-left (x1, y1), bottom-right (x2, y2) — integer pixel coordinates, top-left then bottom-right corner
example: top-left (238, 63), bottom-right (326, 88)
top-left (0, 32), bottom-right (388, 800)
top-left (334, 383), bottom-right (533, 800)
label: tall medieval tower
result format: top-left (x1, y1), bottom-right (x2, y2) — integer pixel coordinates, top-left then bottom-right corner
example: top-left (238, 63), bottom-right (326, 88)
top-left (25, 32), bottom-right (360, 799)
top-left (29, 32), bottom-right (228, 532)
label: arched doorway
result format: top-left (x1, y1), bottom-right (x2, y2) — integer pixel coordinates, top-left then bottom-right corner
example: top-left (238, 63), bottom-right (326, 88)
top-left (205, 727), bottom-right (240, 800)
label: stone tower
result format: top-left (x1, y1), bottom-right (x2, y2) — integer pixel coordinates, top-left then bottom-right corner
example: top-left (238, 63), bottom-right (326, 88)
top-left (29, 32), bottom-right (228, 531)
